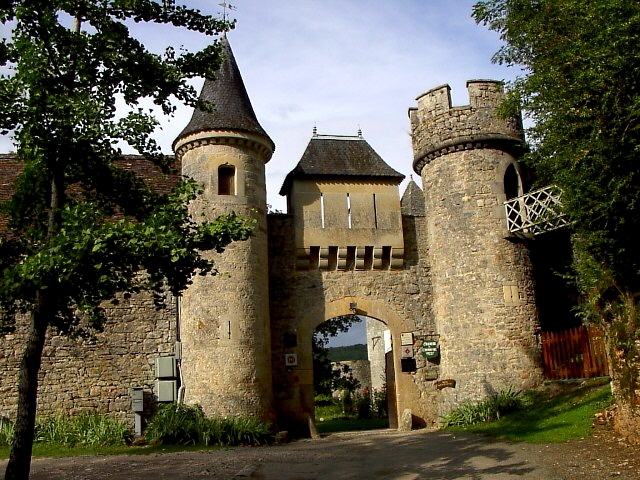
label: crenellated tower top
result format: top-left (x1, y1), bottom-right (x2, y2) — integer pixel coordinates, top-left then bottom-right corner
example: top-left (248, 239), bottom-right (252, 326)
top-left (409, 80), bottom-right (525, 175)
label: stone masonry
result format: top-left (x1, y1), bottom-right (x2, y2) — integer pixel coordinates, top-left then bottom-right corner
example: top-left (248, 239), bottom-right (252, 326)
top-left (410, 81), bottom-right (543, 413)
top-left (0, 39), bottom-right (546, 436)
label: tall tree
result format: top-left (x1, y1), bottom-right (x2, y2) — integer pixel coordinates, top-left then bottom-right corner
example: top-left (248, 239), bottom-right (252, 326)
top-left (473, 0), bottom-right (640, 435)
top-left (0, 2), bottom-right (254, 478)
top-left (313, 315), bottom-right (362, 396)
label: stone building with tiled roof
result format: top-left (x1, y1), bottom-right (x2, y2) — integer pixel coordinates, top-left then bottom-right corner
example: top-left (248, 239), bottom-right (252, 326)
top-left (1, 37), bottom-right (567, 436)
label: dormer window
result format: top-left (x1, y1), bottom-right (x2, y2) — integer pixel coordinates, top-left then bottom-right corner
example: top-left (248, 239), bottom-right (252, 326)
top-left (218, 165), bottom-right (236, 195)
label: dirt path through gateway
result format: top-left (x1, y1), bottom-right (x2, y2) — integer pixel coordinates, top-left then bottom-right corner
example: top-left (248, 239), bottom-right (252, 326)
top-left (2, 427), bottom-right (638, 479)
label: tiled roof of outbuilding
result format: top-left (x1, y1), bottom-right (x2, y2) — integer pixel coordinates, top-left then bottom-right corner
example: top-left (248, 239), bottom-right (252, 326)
top-left (0, 154), bottom-right (24, 233)
top-left (0, 154), bottom-right (181, 233)
top-left (279, 134), bottom-right (404, 196)
top-left (173, 36), bottom-right (274, 152)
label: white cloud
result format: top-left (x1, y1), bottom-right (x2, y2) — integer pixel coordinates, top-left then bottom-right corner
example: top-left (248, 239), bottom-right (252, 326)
top-left (2, 1), bottom-right (521, 212)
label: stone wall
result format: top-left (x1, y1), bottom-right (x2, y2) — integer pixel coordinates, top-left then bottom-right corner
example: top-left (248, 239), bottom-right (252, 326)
top-left (366, 318), bottom-right (388, 392)
top-left (332, 360), bottom-right (372, 392)
top-left (0, 292), bottom-right (177, 425)
top-left (410, 81), bottom-right (543, 417)
top-left (268, 210), bottom-right (439, 433)
top-left (176, 136), bottom-right (275, 422)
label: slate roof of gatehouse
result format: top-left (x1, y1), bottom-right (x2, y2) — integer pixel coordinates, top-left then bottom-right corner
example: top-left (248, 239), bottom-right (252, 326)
top-left (173, 35), bottom-right (274, 152)
top-left (279, 134), bottom-right (405, 196)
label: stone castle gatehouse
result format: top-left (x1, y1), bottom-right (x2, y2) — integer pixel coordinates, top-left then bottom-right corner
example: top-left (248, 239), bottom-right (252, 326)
top-left (0, 37), bottom-right (548, 435)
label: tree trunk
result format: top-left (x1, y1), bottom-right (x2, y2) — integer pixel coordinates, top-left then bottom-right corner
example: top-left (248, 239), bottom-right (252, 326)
top-left (4, 291), bottom-right (50, 480)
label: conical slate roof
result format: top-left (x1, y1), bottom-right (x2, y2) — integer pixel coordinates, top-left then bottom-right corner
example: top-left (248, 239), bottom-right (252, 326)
top-left (173, 36), bottom-right (274, 152)
top-left (401, 177), bottom-right (426, 216)
top-left (279, 133), bottom-right (404, 196)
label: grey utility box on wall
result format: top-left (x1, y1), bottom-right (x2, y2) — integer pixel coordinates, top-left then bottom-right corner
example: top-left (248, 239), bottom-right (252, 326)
top-left (154, 356), bottom-right (177, 402)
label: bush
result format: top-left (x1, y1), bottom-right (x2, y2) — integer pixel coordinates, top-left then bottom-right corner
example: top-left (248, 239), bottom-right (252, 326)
top-left (372, 387), bottom-right (388, 419)
top-left (145, 403), bottom-right (272, 446)
top-left (341, 389), bottom-right (354, 414)
top-left (314, 394), bottom-right (334, 407)
top-left (356, 389), bottom-right (372, 419)
top-left (34, 413), bottom-right (132, 447)
top-left (219, 416), bottom-right (272, 446)
top-left (144, 403), bottom-right (209, 445)
top-left (0, 417), bottom-right (14, 447)
top-left (442, 387), bottom-right (522, 427)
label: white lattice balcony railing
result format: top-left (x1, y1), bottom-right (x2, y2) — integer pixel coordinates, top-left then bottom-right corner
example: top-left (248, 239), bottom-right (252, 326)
top-left (504, 185), bottom-right (569, 237)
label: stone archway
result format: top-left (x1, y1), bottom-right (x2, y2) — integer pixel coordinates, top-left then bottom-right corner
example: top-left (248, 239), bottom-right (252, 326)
top-left (284, 296), bottom-right (420, 433)
top-left (311, 313), bottom-right (397, 432)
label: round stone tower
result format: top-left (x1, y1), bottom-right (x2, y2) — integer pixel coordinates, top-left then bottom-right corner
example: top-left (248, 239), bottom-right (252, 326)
top-left (173, 36), bottom-right (275, 421)
top-left (409, 80), bottom-right (542, 415)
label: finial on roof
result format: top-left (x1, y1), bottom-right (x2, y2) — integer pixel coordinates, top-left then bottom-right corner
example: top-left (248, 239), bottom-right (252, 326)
top-left (219, 2), bottom-right (236, 21)
top-left (312, 125), bottom-right (318, 137)
top-left (357, 126), bottom-right (362, 138)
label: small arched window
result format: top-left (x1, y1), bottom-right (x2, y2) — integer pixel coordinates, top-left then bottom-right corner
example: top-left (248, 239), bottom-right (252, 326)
top-left (218, 165), bottom-right (235, 195)
top-left (504, 164), bottom-right (522, 200)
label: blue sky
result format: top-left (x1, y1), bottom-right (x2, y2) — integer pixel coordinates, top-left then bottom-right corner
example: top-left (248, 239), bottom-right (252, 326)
top-left (1, 1), bottom-right (522, 212)
top-left (327, 319), bottom-right (367, 348)
top-left (204, 1), bottom-right (522, 211)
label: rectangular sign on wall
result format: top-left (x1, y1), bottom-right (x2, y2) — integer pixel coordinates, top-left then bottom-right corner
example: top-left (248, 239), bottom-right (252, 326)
top-left (401, 332), bottom-right (414, 346)
top-left (284, 353), bottom-right (298, 367)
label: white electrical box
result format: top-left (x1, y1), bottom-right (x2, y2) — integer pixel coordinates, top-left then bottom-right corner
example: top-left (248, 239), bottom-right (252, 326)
top-left (131, 387), bottom-right (144, 412)
top-left (155, 356), bottom-right (176, 378)
top-left (155, 380), bottom-right (177, 402)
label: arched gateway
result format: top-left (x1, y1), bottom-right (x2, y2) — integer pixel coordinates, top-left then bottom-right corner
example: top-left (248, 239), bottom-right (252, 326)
top-left (173, 38), bottom-right (542, 435)
top-left (0, 37), bottom-right (543, 436)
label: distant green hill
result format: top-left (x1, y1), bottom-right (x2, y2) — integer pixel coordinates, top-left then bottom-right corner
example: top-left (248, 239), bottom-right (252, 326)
top-left (328, 344), bottom-right (367, 361)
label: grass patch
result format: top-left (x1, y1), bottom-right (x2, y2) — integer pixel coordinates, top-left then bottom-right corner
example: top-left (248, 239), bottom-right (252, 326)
top-left (315, 397), bottom-right (389, 434)
top-left (316, 416), bottom-right (389, 434)
top-left (447, 378), bottom-right (613, 443)
top-left (0, 404), bottom-right (272, 460)
top-left (442, 387), bottom-right (522, 427)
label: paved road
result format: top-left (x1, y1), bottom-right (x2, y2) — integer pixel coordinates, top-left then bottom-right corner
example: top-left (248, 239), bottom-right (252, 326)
top-left (2, 429), bottom-right (583, 479)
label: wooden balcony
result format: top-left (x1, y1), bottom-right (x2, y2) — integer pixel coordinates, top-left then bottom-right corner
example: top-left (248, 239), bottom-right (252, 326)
top-left (504, 186), bottom-right (569, 238)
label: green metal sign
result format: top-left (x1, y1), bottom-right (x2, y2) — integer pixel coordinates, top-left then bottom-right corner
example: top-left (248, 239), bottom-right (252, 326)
top-left (421, 340), bottom-right (439, 360)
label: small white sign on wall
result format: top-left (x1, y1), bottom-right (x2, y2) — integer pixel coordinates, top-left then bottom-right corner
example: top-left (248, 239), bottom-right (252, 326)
top-left (284, 353), bottom-right (298, 367)
top-left (401, 332), bottom-right (414, 346)
top-left (402, 346), bottom-right (414, 358)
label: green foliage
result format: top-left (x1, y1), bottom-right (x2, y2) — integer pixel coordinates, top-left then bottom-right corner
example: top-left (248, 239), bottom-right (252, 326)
top-left (313, 394), bottom-right (334, 407)
top-left (327, 344), bottom-right (367, 361)
top-left (442, 387), bottom-right (522, 427)
top-left (372, 386), bottom-right (388, 419)
top-left (0, 2), bottom-right (242, 476)
top-left (314, 389), bottom-right (389, 434)
top-left (144, 403), bottom-right (272, 447)
top-left (0, 179), bottom-right (255, 335)
top-left (457, 380), bottom-right (613, 443)
top-left (312, 315), bottom-right (361, 396)
top-left (340, 389), bottom-right (354, 415)
top-left (473, 0), bottom-right (640, 410)
top-left (0, 418), bottom-right (14, 447)
top-left (144, 403), bottom-right (209, 446)
top-left (32, 413), bottom-right (131, 447)
top-left (606, 295), bottom-right (640, 406)
top-left (0, 1), bottom-right (241, 335)
top-left (355, 390), bottom-right (372, 419)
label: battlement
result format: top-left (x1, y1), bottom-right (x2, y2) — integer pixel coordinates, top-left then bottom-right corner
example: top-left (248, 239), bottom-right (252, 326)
top-left (410, 80), bottom-right (525, 174)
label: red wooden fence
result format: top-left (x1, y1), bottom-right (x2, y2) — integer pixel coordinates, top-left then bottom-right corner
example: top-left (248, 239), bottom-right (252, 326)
top-left (541, 325), bottom-right (609, 380)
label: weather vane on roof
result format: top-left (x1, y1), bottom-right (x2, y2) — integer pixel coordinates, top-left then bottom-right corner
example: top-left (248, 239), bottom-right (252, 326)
top-left (219, 2), bottom-right (236, 21)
